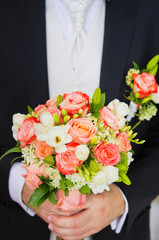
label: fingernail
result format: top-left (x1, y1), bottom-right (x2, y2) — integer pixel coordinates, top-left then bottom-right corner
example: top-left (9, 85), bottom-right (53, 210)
top-left (48, 224), bottom-right (54, 231)
top-left (48, 216), bottom-right (52, 222)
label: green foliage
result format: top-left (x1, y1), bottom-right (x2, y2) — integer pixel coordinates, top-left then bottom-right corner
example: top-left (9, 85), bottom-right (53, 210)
top-left (0, 147), bottom-right (22, 161)
top-left (27, 183), bottom-right (58, 211)
top-left (27, 105), bottom-right (34, 115)
top-left (56, 95), bottom-right (63, 109)
top-left (132, 61), bottom-right (140, 70)
top-left (44, 155), bottom-right (55, 166)
top-left (90, 88), bottom-right (105, 117)
top-left (79, 184), bottom-right (91, 195)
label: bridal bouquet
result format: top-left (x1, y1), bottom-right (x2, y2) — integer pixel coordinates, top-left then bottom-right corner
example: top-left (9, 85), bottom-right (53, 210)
top-left (1, 56), bottom-right (159, 240)
top-left (1, 88), bottom-right (141, 211)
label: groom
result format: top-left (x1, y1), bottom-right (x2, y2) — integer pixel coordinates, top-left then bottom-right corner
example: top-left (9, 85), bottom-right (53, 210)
top-left (0, 0), bottom-right (159, 240)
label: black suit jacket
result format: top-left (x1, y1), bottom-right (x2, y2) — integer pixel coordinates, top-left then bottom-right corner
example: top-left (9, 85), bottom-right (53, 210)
top-left (1, 0), bottom-right (159, 239)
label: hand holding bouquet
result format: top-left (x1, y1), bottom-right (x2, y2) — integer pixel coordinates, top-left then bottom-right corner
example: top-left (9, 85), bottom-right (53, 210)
top-left (1, 55), bottom-right (159, 240)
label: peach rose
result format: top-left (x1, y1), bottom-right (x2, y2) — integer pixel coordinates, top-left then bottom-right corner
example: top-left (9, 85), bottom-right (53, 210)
top-left (133, 72), bottom-right (158, 98)
top-left (59, 92), bottom-right (90, 116)
top-left (35, 141), bottom-right (54, 160)
top-left (17, 117), bottom-right (38, 148)
top-left (34, 104), bottom-right (46, 114)
top-left (99, 107), bottom-right (119, 131)
top-left (55, 143), bottom-right (83, 175)
top-left (94, 142), bottom-right (120, 166)
top-left (56, 189), bottom-right (86, 211)
top-left (116, 132), bottom-right (132, 152)
top-left (68, 118), bottom-right (97, 144)
top-left (22, 164), bottom-right (48, 189)
top-left (46, 97), bottom-right (57, 108)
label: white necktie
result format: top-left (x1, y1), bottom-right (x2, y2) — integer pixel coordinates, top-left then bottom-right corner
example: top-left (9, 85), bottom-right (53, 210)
top-left (62, 0), bottom-right (93, 69)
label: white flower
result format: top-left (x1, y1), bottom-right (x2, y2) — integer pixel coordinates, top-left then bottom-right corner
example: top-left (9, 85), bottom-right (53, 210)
top-left (34, 112), bottom-right (54, 136)
top-left (40, 112), bottom-right (54, 126)
top-left (108, 99), bottom-right (130, 118)
top-left (126, 101), bottom-right (138, 122)
top-left (88, 171), bottom-right (110, 194)
top-left (12, 113), bottom-right (27, 140)
top-left (37, 124), bottom-right (72, 153)
top-left (108, 99), bottom-right (129, 129)
top-left (127, 152), bottom-right (134, 166)
top-left (101, 165), bottom-right (119, 184)
top-left (75, 145), bottom-right (90, 161)
top-left (151, 87), bottom-right (159, 104)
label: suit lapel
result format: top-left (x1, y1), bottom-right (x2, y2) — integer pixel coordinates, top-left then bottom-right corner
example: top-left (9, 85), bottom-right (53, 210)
top-left (100, 0), bottom-right (139, 104)
top-left (15, 0), bottom-right (49, 108)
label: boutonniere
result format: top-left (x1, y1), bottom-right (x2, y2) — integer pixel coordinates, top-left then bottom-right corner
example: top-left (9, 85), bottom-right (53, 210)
top-left (125, 55), bottom-right (159, 122)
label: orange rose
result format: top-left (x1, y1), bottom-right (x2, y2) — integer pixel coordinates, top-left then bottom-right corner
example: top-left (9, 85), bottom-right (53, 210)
top-left (133, 72), bottom-right (158, 98)
top-left (116, 132), bottom-right (132, 152)
top-left (22, 164), bottom-right (48, 189)
top-left (35, 141), bottom-right (54, 160)
top-left (68, 118), bottom-right (96, 144)
top-left (17, 117), bottom-right (38, 148)
top-left (59, 92), bottom-right (90, 116)
top-left (55, 143), bottom-right (82, 175)
top-left (94, 142), bottom-right (120, 166)
top-left (99, 107), bottom-right (119, 131)
top-left (56, 189), bottom-right (86, 211)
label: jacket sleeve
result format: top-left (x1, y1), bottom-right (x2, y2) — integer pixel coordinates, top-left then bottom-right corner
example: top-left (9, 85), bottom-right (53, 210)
top-left (117, 108), bottom-right (159, 232)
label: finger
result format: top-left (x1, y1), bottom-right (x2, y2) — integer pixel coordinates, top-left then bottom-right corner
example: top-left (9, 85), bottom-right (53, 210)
top-left (48, 208), bottom-right (91, 229)
top-left (48, 223), bottom-right (94, 240)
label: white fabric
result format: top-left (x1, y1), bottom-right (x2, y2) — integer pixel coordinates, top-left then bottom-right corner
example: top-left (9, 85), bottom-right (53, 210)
top-left (46, 0), bottom-right (105, 99)
top-left (111, 187), bottom-right (129, 234)
top-left (150, 196), bottom-right (159, 240)
top-left (9, 0), bottom-right (129, 238)
top-left (61, 0), bottom-right (93, 68)
top-left (8, 162), bottom-right (35, 216)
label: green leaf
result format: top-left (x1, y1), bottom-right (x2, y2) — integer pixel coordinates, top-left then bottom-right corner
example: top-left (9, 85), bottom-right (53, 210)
top-left (146, 55), bottom-right (159, 71)
top-left (32, 184), bottom-right (49, 208)
top-left (60, 179), bottom-right (66, 191)
top-left (92, 112), bottom-right (100, 118)
top-left (16, 141), bottom-right (21, 147)
top-left (65, 188), bottom-right (69, 197)
top-left (27, 194), bottom-right (33, 210)
top-left (10, 156), bottom-right (23, 165)
top-left (132, 61), bottom-right (140, 70)
top-left (148, 64), bottom-right (158, 76)
top-left (92, 87), bottom-right (101, 106)
top-left (44, 155), bottom-right (55, 166)
top-left (36, 192), bottom-right (50, 211)
top-left (27, 105), bottom-right (34, 114)
top-left (79, 184), bottom-right (91, 195)
top-left (56, 95), bottom-right (63, 109)
top-left (98, 93), bottom-right (106, 110)
top-left (119, 172), bottom-right (131, 185)
top-left (49, 191), bottom-right (57, 205)
top-left (65, 179), bottom-right (74, 188)
top-left (0, 147), bottom-right (21, 161)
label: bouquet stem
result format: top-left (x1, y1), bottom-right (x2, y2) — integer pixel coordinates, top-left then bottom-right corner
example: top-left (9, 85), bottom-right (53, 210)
top-left (56, 237), bottom-right (63, 240)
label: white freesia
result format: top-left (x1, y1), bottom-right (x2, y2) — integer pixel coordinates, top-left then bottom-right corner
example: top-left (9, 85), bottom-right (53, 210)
top-left (126, 100), bottom-right (138, 122)
top-left (151, 86), bottom-right (159, 104)
top-left (108, 99), bottom-right (130, 117)
top-left (108, 99), bottom-right (129, 129)
top-left (88, 171), bottom-right (110, 194)
top-left (127, 152), bottom-right (134, 166)
top-left (75, 145), bottom-right (89, 161)
top-left (37, 124), bottom-right (72, 153)
top-left (101, 165), bottom-right (119, 184)
top-left (12, 113), bottom-right (27, 140)
top-left (40, 111), bottom-right (54, 126)
top-left (34, 112), bottom-right (54, 136)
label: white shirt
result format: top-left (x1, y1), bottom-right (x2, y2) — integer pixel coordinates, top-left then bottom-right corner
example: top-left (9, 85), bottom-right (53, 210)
top-left (9, 0), bottom-right (128, 238)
